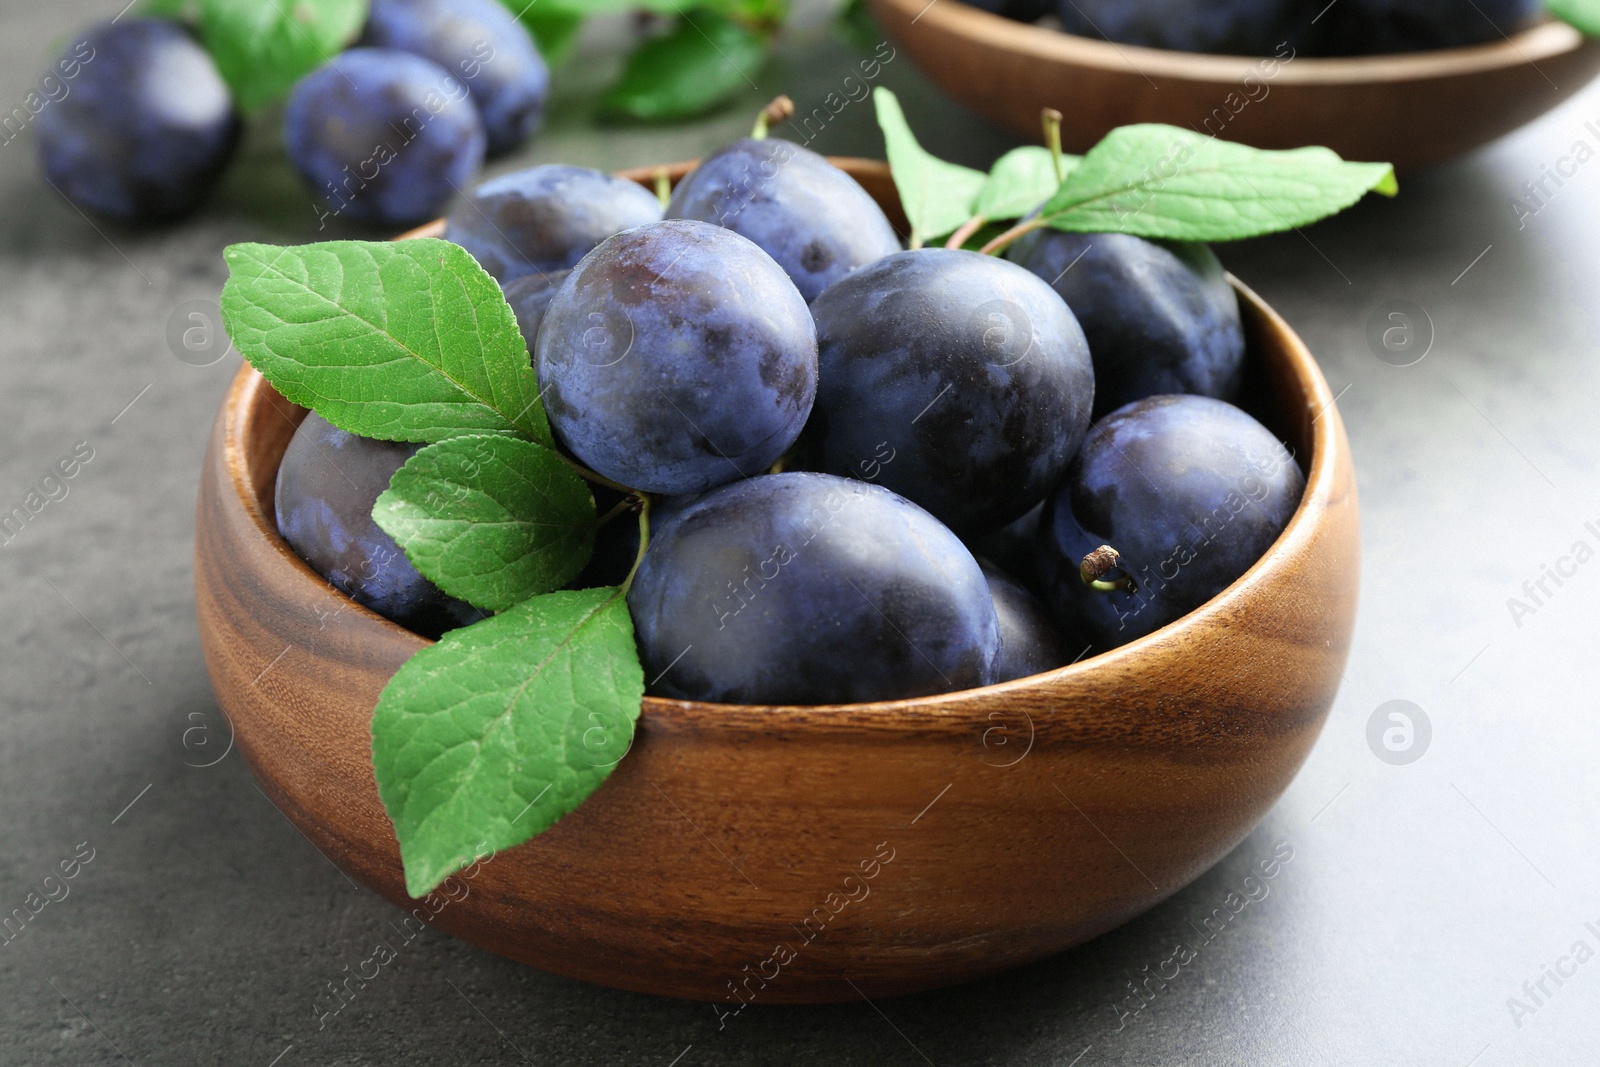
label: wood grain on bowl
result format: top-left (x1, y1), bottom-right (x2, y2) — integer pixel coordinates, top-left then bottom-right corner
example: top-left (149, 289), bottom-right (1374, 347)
top-left (868, 0), bottom-right (1600, 171)
top-left (196, 160), bottom-right (1358, 1003)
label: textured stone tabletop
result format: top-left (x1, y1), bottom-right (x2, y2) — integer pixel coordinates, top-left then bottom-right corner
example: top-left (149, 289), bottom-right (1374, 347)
top-left (2, 3), bottom-right (1599, 1064)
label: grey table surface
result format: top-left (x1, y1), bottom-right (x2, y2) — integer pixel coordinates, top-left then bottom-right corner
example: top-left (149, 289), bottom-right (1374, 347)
top-left (3, 2), bottom-right (1599, 1064)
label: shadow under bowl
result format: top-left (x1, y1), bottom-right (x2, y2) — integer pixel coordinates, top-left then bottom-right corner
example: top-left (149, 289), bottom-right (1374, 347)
top-left (195, 159), bottom-right (1358, 1004)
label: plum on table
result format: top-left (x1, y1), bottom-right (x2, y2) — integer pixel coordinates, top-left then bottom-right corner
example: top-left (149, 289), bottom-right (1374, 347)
top-left (805, 248), bottom-right (1094, 537)
top-left (1038, 394), bottom-right (1303, 651)
top-left (1007, 230), bottom-right (1244, 418)
top-left (535, 220), bottom-right (817, 495)
top-left (363, 0), bottom-right (549, 155)
top-left (628, 472), bottom-right (1001, 704)
top-left (275, 414), bottom-right (484, 639)
top-left (446, 165), bottom-right (664, 283)
top-left (666, 138), bottom-right (902, 302)
top-left (285, 48), bottom-right (485, 227)
top-left (35, 20), bottom-right (239, 222)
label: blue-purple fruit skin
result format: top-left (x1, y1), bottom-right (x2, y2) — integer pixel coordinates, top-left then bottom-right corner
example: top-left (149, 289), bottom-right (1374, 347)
top-left (1316, 0), bottom-right (1540, 53)
top-left (34, 20), bottom-right (239, 222)
top-left (1056, 0), bottom-right (1311, 55)
top-left (446, 165), bottom-right (664, 283)
top-left (284, 48), bottom-right (485, 227)
top-left (982, 563), bottom-right (1071, 681)
top-left (502, 269), bottom-right (570, 359)
top-left (1008, 231), bottom-right (1244, 418)
top-left (568, 492), bottom-right (691, 590)
top-left (969, 502), bottom-right (1046, 591)
top-left (1038, 395), bottom-right (1304, 651)
top-left (363, 0), bottom-right (549, 155)
top-left (961, 0), bottom-right (1055, 20)
top-left (806, 248), bottom-right (1094, 537)
top-left (628, 473), bottom-right (1002, 704)
top-left (275, 413), bottom-right (484, 639)
top-left (536, 220), bottom-right (817, 495)
top-left (666, 138), bottom-right (902, 303)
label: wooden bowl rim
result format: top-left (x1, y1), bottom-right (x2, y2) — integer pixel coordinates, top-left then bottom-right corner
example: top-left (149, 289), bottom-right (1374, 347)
top-left (221, 157), bottom-right (1343, 729)
top-left (871, 0), bottom-right (1587, 87)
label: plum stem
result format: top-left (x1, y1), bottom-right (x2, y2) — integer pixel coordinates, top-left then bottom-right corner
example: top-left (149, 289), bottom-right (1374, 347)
top-left (595, 497), bottom-right (634, 528)
top-left (554, 452), bottom-right (633, 495)
top-left (652, 167), bottom-right (672, 210)
top-left (1042, 108), bottom-right (1065, 184)
top-left (945, 215), bottom-right (988, 250)
top-left (752, 95), bottom-right (795, 139)
top-left (978, 216), bottom-right (1045, 257)
top-left (1080, 545), bottom-right (1136, 593)
top-left (621, 494), bottom-right (652, 593)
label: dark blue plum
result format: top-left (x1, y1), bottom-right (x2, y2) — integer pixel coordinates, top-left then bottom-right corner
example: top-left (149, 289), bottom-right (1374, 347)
top-left (363, 0), bottom-right (549, 155)
top-left (568, 492), bottom-right (697, 590)
top-left (960, 0), bottom-right (1055, 20)
top-left (968, 502), bottom-right (1045, 592)
top-left (502, 269), bottom-right (570, 359)
top-left (1315, 0), bottom-right (1540, 54)
top-left (284, 48), bottom-right (485, 228)
top-left (982, 563), bottom-right (1072, 681)
top-left (1008, 230), bottom-right (1244, 418)
top-left (1038, 395), bottom-right (1304, 651)
top-left (34, 20), bottom-right (239, 222)
top-left (275, 413), bottom-right (485, 639)
top-left (666, 138), bottom-right (902, 302)
top-left (628, 473), bottom-right (1001, 704)
top-left (1056, 0), bottom-right (1312, 55)
top-left (806, 248), bottom-right (1094, 537)
top-left (446, 165), bottom-right (664, 282)
top-left (536, 220), bottom-right (817, 495)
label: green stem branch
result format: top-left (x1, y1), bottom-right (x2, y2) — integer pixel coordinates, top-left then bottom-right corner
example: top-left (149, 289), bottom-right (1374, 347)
top-left (978, 216), bottom-right (1046, 257)
top-left (945, 215), bottom-right (987, 250)
top-left (555, 451), bottom-right (633, 496)
top-left (621, 494), bottom-right (652, 594)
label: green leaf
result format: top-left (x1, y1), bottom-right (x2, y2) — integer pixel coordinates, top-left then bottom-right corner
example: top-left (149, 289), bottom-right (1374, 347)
top-left (601, 11), bottom-right (770, 122)
top-left (197, 0), bottom-right (368, 112)
top-left (532, 0), bottom-right (782, 17)
top-left (833, 0), bottom-right (881, 50)
top-left (516, 7), bottom-right (585, 62)
top-left (873, 87), bottom-right (987, 245)
top-left (373, 435), bottom-right (596, 612)
top-left (372, 588), bottom-right (645, 898)
top-left (220, 239), bottom-right (550, 445)
top-left (1036, 125), bottom-right (1397, 242)
top-left (535, 0), bottom-right (680, 13)
top-left (974, 146), bottom-right (1080, 221)
top-left (1549, 0), bottom-right (1600, 36)
top-left (137, 0), bottom-right (196, 16)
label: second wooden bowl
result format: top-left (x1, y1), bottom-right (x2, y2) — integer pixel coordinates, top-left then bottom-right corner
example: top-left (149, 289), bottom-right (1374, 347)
top-left (869, 0), bottom-right (1600, 171)
top-left (195, 160), bottom-right (1358, 1003)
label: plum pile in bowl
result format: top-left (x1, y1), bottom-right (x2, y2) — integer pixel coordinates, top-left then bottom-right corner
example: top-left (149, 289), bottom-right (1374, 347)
top-left (966, 0), bottom-right (1543, 54)
top-left (214, 94), bottom-right (1389, 918)
top-left (273, 132), bottom-right (1302, 705)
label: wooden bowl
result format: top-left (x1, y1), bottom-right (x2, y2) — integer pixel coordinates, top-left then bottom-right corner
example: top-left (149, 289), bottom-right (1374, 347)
top-left (868, 0), bottom-right (1600, 171)
top-left (195, 159), bottom-right (1358, 1004)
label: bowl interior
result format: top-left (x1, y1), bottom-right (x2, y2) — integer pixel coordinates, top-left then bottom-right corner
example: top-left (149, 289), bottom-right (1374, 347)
top-left (867, 0), bottom-right (1600, 169)
top-left (883, 0), bottom-right (1587, 81)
